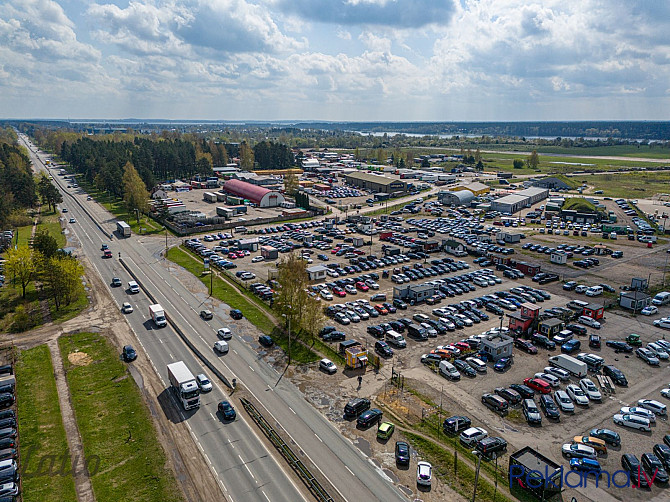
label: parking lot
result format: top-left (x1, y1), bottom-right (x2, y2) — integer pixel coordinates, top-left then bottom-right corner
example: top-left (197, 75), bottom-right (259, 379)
top-left (182, 196), bottom-right (670, 501)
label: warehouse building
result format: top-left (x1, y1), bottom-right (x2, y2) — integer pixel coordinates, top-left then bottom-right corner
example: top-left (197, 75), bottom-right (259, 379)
top-left (516, 187), bottom-right (549, 205)
top-left (222, 179), bottom-right (285, 207)
top-left (344, 172), bottom-right (407, 193)
top-left (490, 194), bottom-right (531, 214)
top-left (438, 190), bottom-right (475, 206)
top-left (447, 182), bottom-right (490, 196)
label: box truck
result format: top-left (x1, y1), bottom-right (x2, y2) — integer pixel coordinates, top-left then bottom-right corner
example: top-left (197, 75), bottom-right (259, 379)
top-left (548, 354), bottom-right (587, 378)
top-left (149, 304), bottom-right (167, 328)
top-left (167, 362), bottom-right (200, 410)
top-left (116, 220), bottom-right (131, 237)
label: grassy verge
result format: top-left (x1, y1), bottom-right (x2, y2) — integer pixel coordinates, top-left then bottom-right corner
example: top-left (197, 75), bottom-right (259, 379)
top-left (16, 344), bottom-right (78, 502)
top-left (167, 246), bottom-right (320, 363)
top-left (76, 178), bottom-right (163, 235)
top-left (58, 332), bottom-right (182, 502)
top-left (405, 432), bottom-right (514, 502)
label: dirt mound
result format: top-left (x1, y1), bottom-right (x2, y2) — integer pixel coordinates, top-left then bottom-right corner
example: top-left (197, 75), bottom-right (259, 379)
top-left (68, 351), bottom-right (92, 366)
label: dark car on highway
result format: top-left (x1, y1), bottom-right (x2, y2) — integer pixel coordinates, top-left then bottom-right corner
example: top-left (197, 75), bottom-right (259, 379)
top-left (218, 400), bottom-right (236, 421)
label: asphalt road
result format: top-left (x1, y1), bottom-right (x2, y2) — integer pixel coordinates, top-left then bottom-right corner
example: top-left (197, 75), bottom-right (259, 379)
top-left (20, 135), bottom-right (407, 502)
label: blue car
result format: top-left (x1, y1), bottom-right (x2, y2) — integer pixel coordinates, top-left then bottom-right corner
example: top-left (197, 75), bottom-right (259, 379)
top-left (494, 357), bottom-right (512, 372)
top-left (570, 457), bottom-right (601, 475)
top-left (218, 400), bottom-right (236, 421)
top-left (561, 339), bottom-right (581, 354)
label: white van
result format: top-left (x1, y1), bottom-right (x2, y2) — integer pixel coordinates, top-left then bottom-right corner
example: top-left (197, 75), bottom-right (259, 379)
top-left (652, 292), bottom-right (670, 306)
top-left (213, 340), bottom-right (229, 354)
top-left (439, 361), bottom-right (461, 381)
top-left (234, 226), bottom-right (247, 234)
top-left (585, 286), bottom-right (603, 297)
top-left (385, 330), bottom-right (406, 348)
top-left (128, 281), bottom-right (140, 294)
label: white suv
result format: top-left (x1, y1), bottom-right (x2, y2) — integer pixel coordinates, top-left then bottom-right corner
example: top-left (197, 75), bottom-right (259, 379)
top-left (638, 399), bottom-right (667, 416)
top-left (613, 413), bottom-right (650, 432)
top-left (460, 427), bottom-right (488, 447)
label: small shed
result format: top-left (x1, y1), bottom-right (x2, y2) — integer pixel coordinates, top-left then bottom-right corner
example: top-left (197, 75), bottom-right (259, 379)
top-left (497, 231), bottom-right (522, 244)
top-left (383, 246), bottom-right (400, 256)
top-left (393, 284), bottom-right (435, 304)
top-left (352, 237), bottom-right (364, 247)
top-left (444, 239), bottom-right (466, 255)
top-left (345, 347), bottom-right (368, 369)
top-left (550, 250), bottom-right (567, 265)
top-left (306, 265), bottom-right (328, 281)
top-left (583, 303), bottom-right (605, 320)
top-left (538, 318), bottom-right (564, 338)
top-left (480, 333), bottom-right (513, 362)
top-left (261, 246), bottom-right (278, 260)
top-left (619, 291), bottom-right (651, 312)
top-left (238, 238), bottom-right (259, 252)
top-left (514, 262), bottom-right (540, 275)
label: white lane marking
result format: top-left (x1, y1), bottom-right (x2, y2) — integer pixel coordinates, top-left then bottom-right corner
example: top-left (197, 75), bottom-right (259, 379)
top-left (315, 434), bottom-right (323, 443)
top-left (345, 466), bottom-right (355, 476)
top-left (288, 407), bottom-right (296, 415)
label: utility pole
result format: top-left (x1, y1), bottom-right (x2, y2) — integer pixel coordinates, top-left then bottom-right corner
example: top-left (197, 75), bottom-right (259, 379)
top-left (472, 451), bottom-right (482, 502)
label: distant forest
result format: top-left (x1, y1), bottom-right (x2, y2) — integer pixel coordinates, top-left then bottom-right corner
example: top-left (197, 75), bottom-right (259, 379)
top-left (291, 121), bottom-right (670, 141)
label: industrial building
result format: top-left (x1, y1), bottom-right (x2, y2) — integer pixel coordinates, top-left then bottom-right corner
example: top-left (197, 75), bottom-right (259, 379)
top-left (490, 187), bottom-right (549, 214)
top-left (221, 179), bottom-right (285, 207)
top-left (447, 182), bottom-right (490, 196)
top-left (344, 172), bottom-right (407, 194)
top-left (438, 190), bottom-right (475, 206)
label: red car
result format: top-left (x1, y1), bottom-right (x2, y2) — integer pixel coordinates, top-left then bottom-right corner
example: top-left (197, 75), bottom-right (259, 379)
top-left (356, 281), bottom-right (369, 292)
top-left (236, 252), bottom-right (245, 258)
top-left (228, 253), bottom-right (237, 259)
top-left (331, 248), bottom-right (340, 254)
top-left (454, 342), bottom-right (470, 353)
top-left (332, 287), bottom-right (346, 298)
top-left (374, 304), bottom-right (388, 315)
top-left (524, 378), bottom-right (552, 394)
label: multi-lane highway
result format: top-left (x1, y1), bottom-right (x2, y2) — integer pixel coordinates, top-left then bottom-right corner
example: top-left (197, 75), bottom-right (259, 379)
top-left (19, 135), bottom-right (407, 502)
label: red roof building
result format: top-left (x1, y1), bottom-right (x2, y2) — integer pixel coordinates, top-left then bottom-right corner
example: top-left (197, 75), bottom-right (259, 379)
top-left (222, 179), bottom-right (285, 207)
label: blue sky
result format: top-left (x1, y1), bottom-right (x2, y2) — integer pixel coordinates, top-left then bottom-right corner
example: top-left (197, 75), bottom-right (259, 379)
top-left (1, 0), bottom-right (669, 121)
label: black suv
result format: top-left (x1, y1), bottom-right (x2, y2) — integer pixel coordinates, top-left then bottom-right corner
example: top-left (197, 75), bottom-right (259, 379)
top-left (476, 437), bottom-right (508, 457)
top-left (443, 416), bottom-right (471, 434)
top-left (344, 398), bottom-right (370, 418)
top-left (357, 409), bottom-right (383, 428)
top-left (230, 309), bottom-right (243, 320)
top-left (641, 453), bottom-right (669, 484)
top-left (510, 384), bottom-right (535, 399)
top-left (539, 394), bottom-right (560, 420)
top-left (653, 444), bottom-right (670, 471)
top-left (495, 387), bottom-right (522, 405)
top-left (622, 454), bottom-right (648, 488)
top-left (323, 331), bottom-right (346, 342)
top-left (375, 341), bottom-right (393, 358)
top-left (531, 333), bottom-right (556, 350)
top-left (367, 325), bottom-right (385, 338)
top-left (603, 365), bottom-right (628, 386)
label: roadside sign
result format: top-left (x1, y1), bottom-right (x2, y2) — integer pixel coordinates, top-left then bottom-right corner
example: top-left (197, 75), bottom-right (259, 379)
top-left (204, 258), bottom-right (210, 270)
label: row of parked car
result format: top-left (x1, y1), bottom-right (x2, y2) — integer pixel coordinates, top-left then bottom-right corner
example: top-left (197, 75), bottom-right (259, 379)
top-left (0, 364), bottom-right (19, 498)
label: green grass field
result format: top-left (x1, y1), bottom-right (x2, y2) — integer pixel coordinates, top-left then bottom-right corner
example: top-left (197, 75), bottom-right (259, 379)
top-left (76, 177), bottom-right (163, 235)
top-left (16, 344), bottom-right (78, 502)
top-left (167, 246), bottom-right (320, 363)
top-left (577, 171), bottom-right (670, 198)
top-left (58, 332), bottom-right (182, 502)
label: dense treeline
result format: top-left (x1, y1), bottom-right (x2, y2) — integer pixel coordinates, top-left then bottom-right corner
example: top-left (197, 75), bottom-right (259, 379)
top-left (0, 127), bottom-right (37, 228)
top-left (252, 141), bottom-right (295, 170)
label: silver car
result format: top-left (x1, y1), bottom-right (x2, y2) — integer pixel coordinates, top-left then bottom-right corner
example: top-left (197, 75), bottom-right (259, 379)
top-left (196, 374), bottom-right (213, 392)
top-left (566, 384), bottom-right (589, 406)
top-left (554, 390), bottom-right (575, 413)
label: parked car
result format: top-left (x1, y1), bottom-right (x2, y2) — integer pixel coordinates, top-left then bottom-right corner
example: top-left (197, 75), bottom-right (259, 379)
top-left (589, 428), bottom-right (620, 447)
top-left (539, 394), bottom-right (560, 420)
top-left (416, 461), bottom-right (432, 487)
top-left (613, 413), bottom-right (651, 432)
top-left (395, 441), bottom-right (410, 465)
top-left (460, 427), bottom-right (488, 447)
top-left (554, 390), bottom-right (575, 413)
top-left (562, 443), bottom-right (597, 459)
top-left (443, 416), bottom-right (472, 434)
top-left (319, 358), bottom-right (337, 374)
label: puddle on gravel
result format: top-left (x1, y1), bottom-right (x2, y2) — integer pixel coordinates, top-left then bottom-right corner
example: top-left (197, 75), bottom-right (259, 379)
top-left (319, 397), bottom-right (329, 406)
top-left (353, 437), bottom-right (372, 457)
top-left (241, 335), bottom-right (254, 343)
top-left (383, 469), bottom-right (399, 483)
top-left (398, 485), bottom-right (413, 497)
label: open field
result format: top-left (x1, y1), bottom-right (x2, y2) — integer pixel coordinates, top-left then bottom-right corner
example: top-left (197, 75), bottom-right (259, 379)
top-left (16, 344), bottom-right (78, 502)
top-left (576, 171), bottom-right (670, 198)
top-left (58, 331), bottom-right (182, 502)
top-left (74, 177), bottom-right (163, 235)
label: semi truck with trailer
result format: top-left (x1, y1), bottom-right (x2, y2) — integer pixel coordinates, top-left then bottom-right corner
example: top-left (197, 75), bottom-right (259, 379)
top-left (149, 304), bottom-right (167, 328)
top-left (167, 362), bottom-right (200, 410)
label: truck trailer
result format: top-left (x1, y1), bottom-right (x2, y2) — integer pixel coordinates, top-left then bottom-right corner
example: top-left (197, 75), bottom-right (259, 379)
top-left (167, 361), bottom-right (200, 410)
top-left (548, 354), bottom-right (588, 378)
top-left (116, 220), bottom-right (131, 237)
top-left (149, 304), bottom-right (167, 328)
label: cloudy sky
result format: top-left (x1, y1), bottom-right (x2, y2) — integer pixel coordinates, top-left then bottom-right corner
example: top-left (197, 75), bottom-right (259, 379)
top-left (1, 0), bottom-right (669, 121)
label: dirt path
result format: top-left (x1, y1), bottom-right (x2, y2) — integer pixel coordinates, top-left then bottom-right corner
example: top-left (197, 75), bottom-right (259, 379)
top-left (47, 338), bottom-right (97, 502)
top-left (2, 253), bottom-right (224, 502)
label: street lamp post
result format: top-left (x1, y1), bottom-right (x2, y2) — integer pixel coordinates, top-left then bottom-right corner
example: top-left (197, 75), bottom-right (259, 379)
top-left (472, 450), bottom-right (482, 502)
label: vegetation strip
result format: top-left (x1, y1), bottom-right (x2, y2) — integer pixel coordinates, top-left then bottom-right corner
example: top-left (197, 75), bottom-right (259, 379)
top-left (16, 345), bottom-right (78, 502)
top-left (58, 332), bottom-right (182, 502)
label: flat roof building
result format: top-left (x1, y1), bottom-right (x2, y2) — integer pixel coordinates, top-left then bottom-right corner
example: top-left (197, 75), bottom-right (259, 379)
top-left (490, 194), bottom-right (531, 214)
top-left (448, 182), bottom-right (490, 196)
top-left (344, 172), bottom-right (407, 193)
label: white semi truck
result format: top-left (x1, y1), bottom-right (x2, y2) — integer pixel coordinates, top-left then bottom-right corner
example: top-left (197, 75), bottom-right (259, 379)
top-left (167, 361), bottom-right (200, 410)
top-left (149, 304), bottom-right (167, 328)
